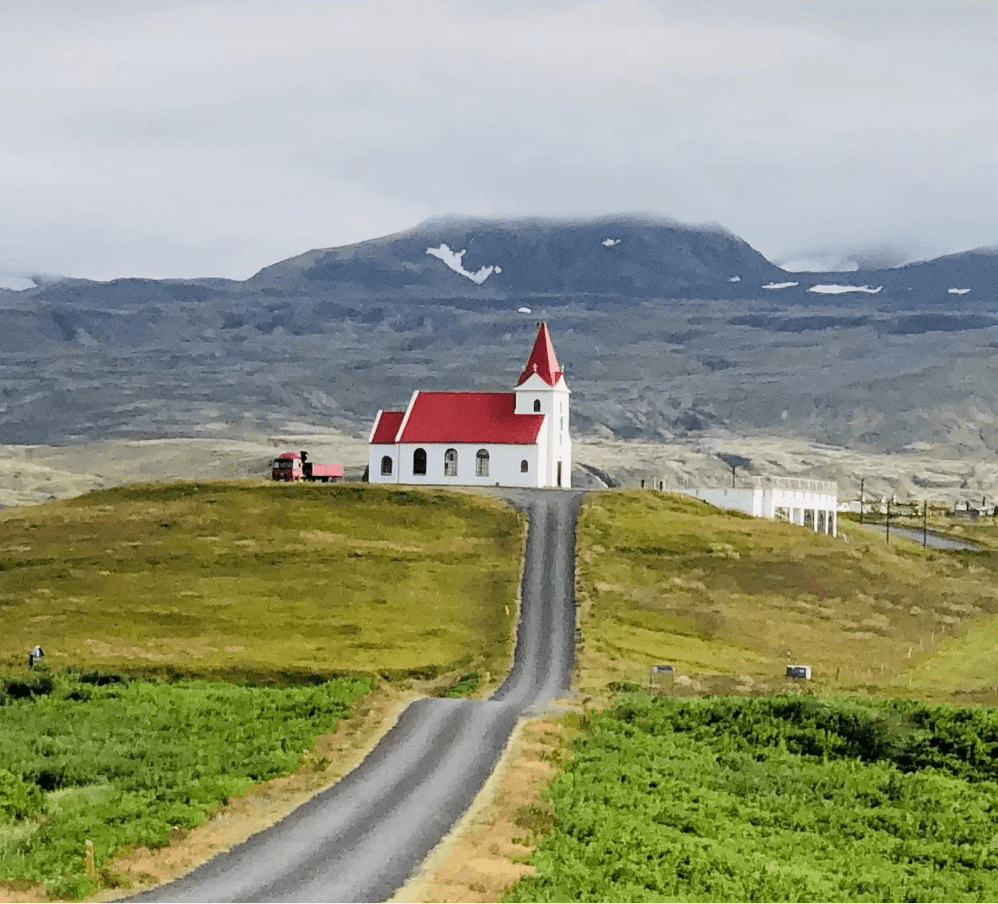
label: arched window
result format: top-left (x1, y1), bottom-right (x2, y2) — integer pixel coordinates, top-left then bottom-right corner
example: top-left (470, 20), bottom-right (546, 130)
top-left (476, 449), bottom-right (490, 477)
top-left (444, 448), bottom-right (458, 477)
top-left (380, 455), bottom-right (393, 476)
top-left (520, 459), bottom-right (528, 473)
top-left (533, 399), bottom-right (541, 412)
top-left (413, 447), bottom-right (427, 475)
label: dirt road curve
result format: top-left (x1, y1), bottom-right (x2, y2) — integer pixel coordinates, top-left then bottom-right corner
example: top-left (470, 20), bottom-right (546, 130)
top-left (132, 489), bottom-right (583, 903)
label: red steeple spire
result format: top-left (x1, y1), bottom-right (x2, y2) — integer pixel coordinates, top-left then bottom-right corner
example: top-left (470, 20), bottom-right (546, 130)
top-left (517, 322), bottom-right (563, 386)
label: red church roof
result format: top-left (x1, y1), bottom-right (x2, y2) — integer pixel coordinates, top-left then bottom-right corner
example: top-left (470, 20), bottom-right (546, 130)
top-left (516, 322), bottom-right (563, 387)
top-left (370, 410), bottom-right (405, 444)
top-left (397, 392), bottom-right (544, 445)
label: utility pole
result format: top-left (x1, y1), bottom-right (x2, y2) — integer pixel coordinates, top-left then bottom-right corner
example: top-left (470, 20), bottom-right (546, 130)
top-left (886, 499), bottom-right (891, 544)
top-left (923, 499), bottom-right (928, 548)
top-left (860, 478), bottom-right (865, 525)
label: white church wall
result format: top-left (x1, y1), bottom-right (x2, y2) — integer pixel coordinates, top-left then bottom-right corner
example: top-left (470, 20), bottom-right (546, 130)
top-left (393, 442), bottom-right (541, 487)
top-left (369, 444), bottom-right (400, 484)
top-left (516, 378), bottom-right (571, 488)
top-left (368, 433), bottom-right (560, 488)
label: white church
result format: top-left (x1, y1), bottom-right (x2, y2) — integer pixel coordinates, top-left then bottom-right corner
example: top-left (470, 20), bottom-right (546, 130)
top-left (368, 323), bottom-right (572, 488)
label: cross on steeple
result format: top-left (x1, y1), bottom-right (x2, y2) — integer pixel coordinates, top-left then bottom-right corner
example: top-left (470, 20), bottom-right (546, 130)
top-left (517, 322), bottom-right (563, 387)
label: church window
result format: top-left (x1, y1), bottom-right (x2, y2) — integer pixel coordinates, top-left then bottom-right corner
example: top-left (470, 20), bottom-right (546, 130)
top-left (413, 448), bottom-right (427, 475)
top-left (444, 448), bottom-right (458, 476)
top-left (533, 399), bottom-right (541, 412)
top-left (476, 449), bottom-right (490, 477)
top-left (380, 456), bottom-right (393, 476)
top-left (520, 460), bottom-right (528, 473)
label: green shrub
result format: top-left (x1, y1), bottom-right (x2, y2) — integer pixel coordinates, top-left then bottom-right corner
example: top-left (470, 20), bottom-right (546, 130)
top-left (0, 671), bottom-right (368, 896)
top-left (440, 673), bottom-right (481, 698)
top-left (506, 693), bottom-right (998, 902)
top-left (0, 768), bottom-right (45, 822)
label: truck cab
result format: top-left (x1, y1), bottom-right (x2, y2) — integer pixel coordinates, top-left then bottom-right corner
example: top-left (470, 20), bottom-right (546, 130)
top-left (271, 451), bottom-right (304, 481)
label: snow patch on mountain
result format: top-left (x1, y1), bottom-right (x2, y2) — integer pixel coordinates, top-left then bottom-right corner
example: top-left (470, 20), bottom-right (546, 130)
top-left (949, 287), bottom-right (971, 295)
top-left (426, 244), bottom-right (500, 284)
top-left (808, 284), bottom-right (883, 295)
top-left (602, 238), bottom-right (621, 247)
top-left (763, 281), bottom-right (799, 290)
top-left (728, 276), bottom-right (741, 282)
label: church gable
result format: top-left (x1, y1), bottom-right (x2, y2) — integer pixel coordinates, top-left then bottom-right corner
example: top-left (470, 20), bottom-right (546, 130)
top-left (369, 409), bottom-right (405, 444)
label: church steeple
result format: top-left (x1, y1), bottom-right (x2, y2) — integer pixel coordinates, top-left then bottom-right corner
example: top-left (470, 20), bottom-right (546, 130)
top-left (514, 322), bottom-right (571, 488)
top-left (517, 322), bottom-right (564, 387)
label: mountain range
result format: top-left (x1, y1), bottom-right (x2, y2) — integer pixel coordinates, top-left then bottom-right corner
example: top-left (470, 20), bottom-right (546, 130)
top-left (2, 215), bottom-right (998, 461)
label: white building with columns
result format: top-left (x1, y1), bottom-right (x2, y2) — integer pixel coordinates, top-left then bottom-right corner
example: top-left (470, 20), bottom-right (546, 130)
top-left (368, 323), bottom-right (572, 488)
top-left (674, 477), bottom-right (838, 536)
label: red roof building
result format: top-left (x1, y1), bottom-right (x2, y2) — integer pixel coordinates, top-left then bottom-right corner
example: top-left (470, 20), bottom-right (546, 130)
top-left (398, 392), bottom-right (544, 444)
top-left (369, 410), bottom-right (405, 444)
top-left (369, 323), bottom-right (572, 488)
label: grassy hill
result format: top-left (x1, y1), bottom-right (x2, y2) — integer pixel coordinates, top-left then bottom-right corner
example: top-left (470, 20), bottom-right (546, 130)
top-left (0, 481), bottom-right (524, 683)
top-left (574, 490), bottom-right (998, 704)
top-left (499, 491), bottom-right (998, 903)
top-left (0, 481), bottom-right (525, 899)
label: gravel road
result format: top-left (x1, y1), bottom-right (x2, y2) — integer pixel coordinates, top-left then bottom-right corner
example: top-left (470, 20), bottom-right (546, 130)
top-left (132, 489), bottom-right (583, 903)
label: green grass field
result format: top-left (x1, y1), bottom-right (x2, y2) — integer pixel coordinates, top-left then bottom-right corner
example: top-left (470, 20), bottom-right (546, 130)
top-left (507, 693), bottom-right (998, 903)
top-left (10, 480), bottom-right (998, 901)
top-left (575, 490), bottom-right (998, 703)
top-left (0, 481), bottom-right (524, 683)
top-left (0, 671), bottom-right (369, 899)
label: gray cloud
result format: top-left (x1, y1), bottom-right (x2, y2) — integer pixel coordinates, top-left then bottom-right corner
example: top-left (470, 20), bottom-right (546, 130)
top-left (1, 0), bottom-right (996, 279)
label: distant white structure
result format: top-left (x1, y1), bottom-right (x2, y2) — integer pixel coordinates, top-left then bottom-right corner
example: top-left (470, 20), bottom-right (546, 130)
top-left (672, 477), bottom-right (838, 536)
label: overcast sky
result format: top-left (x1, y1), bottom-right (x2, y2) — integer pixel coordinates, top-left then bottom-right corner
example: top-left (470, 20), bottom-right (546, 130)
top-left (2, 0), bottom-right (996, 282)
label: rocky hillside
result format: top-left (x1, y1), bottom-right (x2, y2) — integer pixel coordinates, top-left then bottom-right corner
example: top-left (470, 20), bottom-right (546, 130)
top-left (2, 215), bottom-right (998, 455)
top-left (248, 214), bottom-right (786, 300)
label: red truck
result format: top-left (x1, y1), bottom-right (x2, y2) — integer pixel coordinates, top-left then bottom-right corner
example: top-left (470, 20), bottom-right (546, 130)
top-left (271, 450), bottom-right (344, 483)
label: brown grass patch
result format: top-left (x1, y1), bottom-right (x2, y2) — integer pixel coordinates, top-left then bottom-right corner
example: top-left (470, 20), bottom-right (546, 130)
top-left (575, 490), bottom-right (998, 703)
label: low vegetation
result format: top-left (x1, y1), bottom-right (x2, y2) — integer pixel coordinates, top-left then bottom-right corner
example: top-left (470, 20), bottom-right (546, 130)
top-left (574, 490), bottom-right (998, 702)
top-left (499, 490), bottom-right (998, 901)
top-left (0, 670), bottom-right (368, 899)
top-left (506, 693), bottom-right (998, 902)
top-left (0, 481), bottom-right (524, 682)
